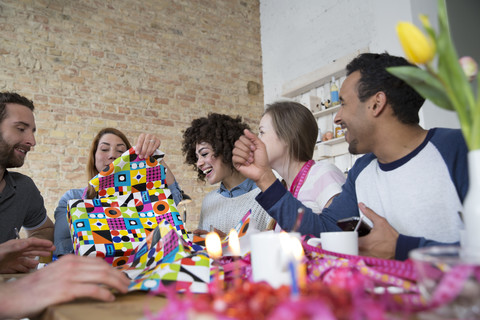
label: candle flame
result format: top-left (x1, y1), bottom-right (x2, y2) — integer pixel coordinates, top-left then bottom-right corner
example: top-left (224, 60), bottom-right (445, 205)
top-left (290, 236), bottom-right (304, 261)
top-left (205, 231), bottom-right (222, 259)
top-left (228, 229), bottom-right (241, 256)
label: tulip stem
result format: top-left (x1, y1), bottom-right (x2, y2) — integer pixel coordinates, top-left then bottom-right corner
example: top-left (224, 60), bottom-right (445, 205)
top-left (426, 64), bottom-right (473, 149)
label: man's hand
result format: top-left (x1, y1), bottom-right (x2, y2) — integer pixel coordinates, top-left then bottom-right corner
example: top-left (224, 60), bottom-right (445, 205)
top-left (0, 238), bottom-right (55, 273)
top-left (135, 133), bottom-right (161, 160)
top-left (192, 228), bottom-right (227, 239)
top-left (358, 202), bottom-right (399, 259)
top-left (0, 255), bottom-right (130, 319)
top-left (232, 129), bottom-right (277, 191)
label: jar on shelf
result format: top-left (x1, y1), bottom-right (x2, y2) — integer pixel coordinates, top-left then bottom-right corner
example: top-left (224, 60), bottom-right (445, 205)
top-left (335, 125), bottom-right (345, 138)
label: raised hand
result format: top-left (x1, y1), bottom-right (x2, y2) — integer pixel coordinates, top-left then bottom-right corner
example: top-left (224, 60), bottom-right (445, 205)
top-left (135, 133), bottom-right (161, 160)
top-left (232, 129), bottom-right (276, 191)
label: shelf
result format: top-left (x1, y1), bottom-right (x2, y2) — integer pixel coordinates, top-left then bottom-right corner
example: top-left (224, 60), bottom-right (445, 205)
top-left (314, 140), bottom-right (349, 159)
top-left (312, 105), bottom-right (341, 118)
top-left (280, 48), bottom-right (368, 163)
top-left (317, 136), bottom-right (345, 146)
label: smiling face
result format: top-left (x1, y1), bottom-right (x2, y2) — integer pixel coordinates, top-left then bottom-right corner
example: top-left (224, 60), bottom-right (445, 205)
top-left (258, 113), bottom-right (288, 171)
top-left (195, 142), bottom-right (230, 185)
top-left (0, 104), bottom-right (36, 169)
top-left (94, 133), bottom-right (128, 173)
top-left (334, 71), bottom-right (374, 155)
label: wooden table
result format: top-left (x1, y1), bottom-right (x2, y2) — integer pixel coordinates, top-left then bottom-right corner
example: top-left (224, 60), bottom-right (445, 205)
top-left (40, 292), bottom-right (168, 320)
top-left (0, 274), bottom-right (440, 320)
top-left (0, 274), bottom-right (168, 320)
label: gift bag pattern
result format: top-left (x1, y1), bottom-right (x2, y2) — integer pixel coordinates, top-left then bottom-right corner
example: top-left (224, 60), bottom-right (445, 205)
top-left (67, 147), bottom-right (252, 293)
top-left (68, 147), bottom-right (188, 266)
top-left (123, 220), bottom-right (213, 293)
top-left (90, 147), bottom-right (167, 196)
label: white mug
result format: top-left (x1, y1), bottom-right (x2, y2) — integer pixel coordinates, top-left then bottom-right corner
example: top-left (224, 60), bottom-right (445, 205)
top-left (307, 231), bottom-right (358, 255)
top-left (250, 231), bottom-right (300, 288)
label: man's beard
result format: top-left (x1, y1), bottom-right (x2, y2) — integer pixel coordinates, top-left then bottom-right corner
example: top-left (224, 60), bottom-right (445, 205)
top-left (0, 135), bottom-right (27, 169)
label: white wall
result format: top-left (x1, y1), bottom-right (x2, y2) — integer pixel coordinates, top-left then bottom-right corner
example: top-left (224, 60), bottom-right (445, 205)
top-left (260, 0), bottom-right (460, 129)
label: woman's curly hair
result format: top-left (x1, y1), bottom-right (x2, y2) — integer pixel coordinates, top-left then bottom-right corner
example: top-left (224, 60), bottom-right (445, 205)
top-left (182, 113), bottom-right (250, 181)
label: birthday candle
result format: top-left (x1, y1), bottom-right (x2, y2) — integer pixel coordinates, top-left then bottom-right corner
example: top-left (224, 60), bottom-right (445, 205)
top-left (206, 231), bottom-right (223, 293)
top-left (290, 236), bottom-right (306, 293)
top-left (206, 231), bottom-right (222, 259)
top-left (228, 229), bottom-right (242, 286)
top-left (228, 229), bottom-right (240, 256)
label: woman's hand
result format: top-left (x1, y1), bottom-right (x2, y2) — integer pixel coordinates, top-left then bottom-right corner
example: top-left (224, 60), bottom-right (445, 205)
top-left (135, 133), bottom-right (161, 159)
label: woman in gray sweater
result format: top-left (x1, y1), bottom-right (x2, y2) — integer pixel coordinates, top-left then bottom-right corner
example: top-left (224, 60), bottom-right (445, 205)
top-left (182, 113), bottom-right (272, 237)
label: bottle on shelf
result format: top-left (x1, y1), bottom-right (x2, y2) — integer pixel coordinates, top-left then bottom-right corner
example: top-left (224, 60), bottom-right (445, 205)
top-left (330, 76), bottom-right (340, 107)
top-left (335, 125), bottom-right (345, 138)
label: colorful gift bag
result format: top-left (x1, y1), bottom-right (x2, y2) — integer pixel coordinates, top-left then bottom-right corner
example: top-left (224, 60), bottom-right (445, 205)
top-left (67, 148), bottom-right (188, 266)
top-left (122, 211), bottom-right (253, 293)
top-left (123, 220), bottom-right (213, 293)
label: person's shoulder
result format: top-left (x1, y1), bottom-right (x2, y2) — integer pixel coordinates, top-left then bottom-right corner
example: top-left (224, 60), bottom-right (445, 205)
top-left (352, 153), bottom-right (376, 167)
top-left (347, 153), bottom-right (376, 178)
top-left (6, 171), bottom-right (36, 186)
top-left (429, 128), bottom-right (467, 153)
top-left (430, 127), bottom-right (464, 143)
top-left (63, 188), bottom-right (85, 198)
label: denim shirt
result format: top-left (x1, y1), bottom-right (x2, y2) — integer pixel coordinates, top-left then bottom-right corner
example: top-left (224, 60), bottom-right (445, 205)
top-left (218, 178), bottom-right (257, 198)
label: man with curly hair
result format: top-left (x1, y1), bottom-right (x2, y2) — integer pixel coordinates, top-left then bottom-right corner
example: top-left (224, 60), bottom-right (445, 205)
top-left (182, 113), bottom-right (272, 237)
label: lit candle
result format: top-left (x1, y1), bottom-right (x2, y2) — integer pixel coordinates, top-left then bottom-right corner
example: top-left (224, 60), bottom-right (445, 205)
top-left (206, 231), bottom-right (222, 259)
top-left (290, 236), bottom-right (306, 290)
top-left (279, 233), bottom-right (299, 297)
top-left (205, 231), bottom-right (223, 293)
top-left (279, 232), bottom-right (306, 297)
top-left (228, 229), bottom-right (241, 286)
top-left (228, 229), bottom-right (241, 256)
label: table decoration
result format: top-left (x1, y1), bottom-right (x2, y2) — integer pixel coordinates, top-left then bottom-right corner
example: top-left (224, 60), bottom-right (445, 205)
top-left (410, 245), bottom-right (480, 319)
top-left (387, 0), bottom-right (480, 258)
top-left (148, 238), bottom-right (424, 320)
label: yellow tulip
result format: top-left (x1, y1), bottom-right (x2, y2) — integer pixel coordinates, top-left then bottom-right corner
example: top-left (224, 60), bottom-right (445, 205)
top-left (396, 22), bottom-right (436, 65)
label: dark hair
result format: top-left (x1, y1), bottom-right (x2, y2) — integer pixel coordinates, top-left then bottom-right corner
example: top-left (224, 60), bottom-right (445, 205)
top-left (264, 101), bottom-right (317, 162)
top-left (0, 92), bottom-right (35, 123)
top-left (346, 53), bottom-right (425, 124)
top-left (182, 113), bottom-right (250, 181)
top-left (85, 128), bottom-right (132, 199)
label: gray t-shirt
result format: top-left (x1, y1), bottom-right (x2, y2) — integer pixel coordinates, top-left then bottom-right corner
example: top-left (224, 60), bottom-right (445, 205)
top-left (0, 170), bottom-right (47, 243)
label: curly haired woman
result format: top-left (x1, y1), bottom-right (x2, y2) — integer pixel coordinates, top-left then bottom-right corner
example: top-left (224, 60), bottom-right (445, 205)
top-left (182, 113), bottom-right (272, 237)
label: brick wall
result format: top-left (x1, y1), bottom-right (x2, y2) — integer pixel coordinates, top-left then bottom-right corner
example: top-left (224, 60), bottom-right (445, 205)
top-left (0, 0), bottom-right (264, 231)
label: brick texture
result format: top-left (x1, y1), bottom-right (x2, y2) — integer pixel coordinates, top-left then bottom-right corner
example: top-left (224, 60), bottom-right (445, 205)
top-left (0, 0), bottom-right (264, 231)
